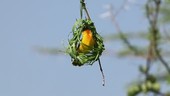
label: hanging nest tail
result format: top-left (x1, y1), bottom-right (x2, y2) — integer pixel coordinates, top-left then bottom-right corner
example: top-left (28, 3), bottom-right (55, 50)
top-left (67, 19), bottom-right (105, 66)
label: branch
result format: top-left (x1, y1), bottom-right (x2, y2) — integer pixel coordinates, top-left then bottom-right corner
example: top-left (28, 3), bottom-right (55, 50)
top-left (98, 59), bottom-right (105, 86)
top-left (80, 0), bottom-right (91, 20)
top-left (113, 20), bottom-right (140, 55)
top-left (80, 0), bottom-right (105, 86)
top-left (146, 0), bottom-right (170, 75)
top-left (107, 4), bottom-right (140, 55)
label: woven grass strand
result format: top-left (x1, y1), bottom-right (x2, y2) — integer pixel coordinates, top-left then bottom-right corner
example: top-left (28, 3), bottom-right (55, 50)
top-left (67, 19), bottom-right (105, 66)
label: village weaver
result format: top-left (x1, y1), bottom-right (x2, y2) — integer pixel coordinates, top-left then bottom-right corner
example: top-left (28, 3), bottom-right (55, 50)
top-left (72, 29), bottom-right (95, 65)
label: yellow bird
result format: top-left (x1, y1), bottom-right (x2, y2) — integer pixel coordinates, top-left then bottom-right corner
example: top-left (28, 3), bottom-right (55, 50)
top-left (72, 29), bottom-right (95, 65)
top-left (78, 29), bottom-right (95, 52)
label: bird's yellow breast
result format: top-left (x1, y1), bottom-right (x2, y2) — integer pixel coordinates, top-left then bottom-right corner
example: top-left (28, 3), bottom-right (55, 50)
top-left (78, 29), bottom-right (95, 52)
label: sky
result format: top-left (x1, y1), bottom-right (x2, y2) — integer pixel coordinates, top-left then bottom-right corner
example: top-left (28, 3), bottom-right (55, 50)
top-left (0, 0), bottom-right (147, 96)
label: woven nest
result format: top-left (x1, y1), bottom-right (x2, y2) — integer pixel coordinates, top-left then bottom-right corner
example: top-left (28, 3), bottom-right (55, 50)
top-left (67, 19), bottom-right (105, 66)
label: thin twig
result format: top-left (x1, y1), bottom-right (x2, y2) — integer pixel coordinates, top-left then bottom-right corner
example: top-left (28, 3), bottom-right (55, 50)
top-left (145, 0), bottom-right (170, 95)
top-left (84, 6), bottom-right (91, 20)
top-left (108, 4), bottom-right (140, 55)
top-left (147, 0), bottom-right (170, 75)
top-left (113, 20), bottom-right (140, 55)
top-left (145, 45), bottom-right (153, 76)
top-left (145, 0), bottom-right (153, 76)
top-left (80, 0), bottom-right (105, 85)
top-left (98, 58), bottom-right (105, 86)
top-left (155, 0), bottom-right (170, 74)
top-left (80, 0), bottom-right (91, 20)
